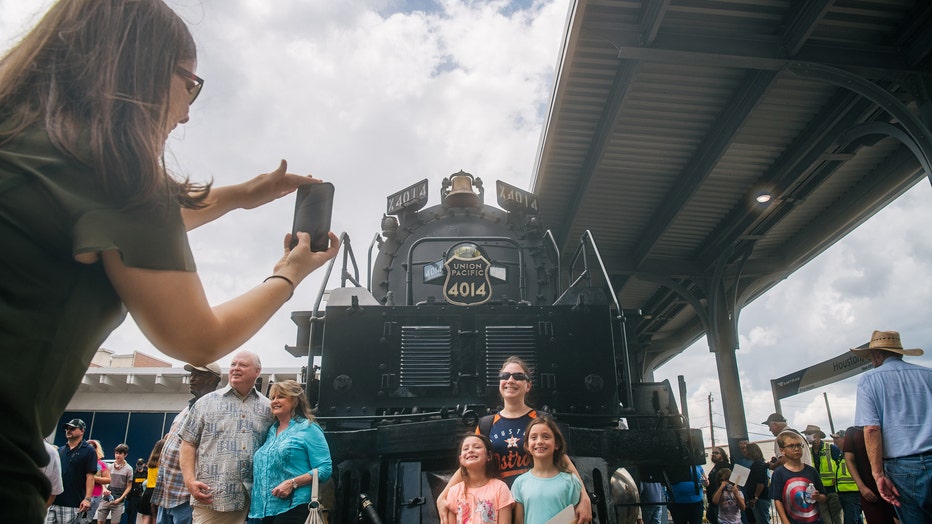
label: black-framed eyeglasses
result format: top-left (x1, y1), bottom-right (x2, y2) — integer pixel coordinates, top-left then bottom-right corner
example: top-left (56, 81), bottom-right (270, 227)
top-left (498, 371), bottom-right (528, 381)
top-left (781, 443), bottom-right (804, 450)
top-left (174, 66), bottom-right (204, 104)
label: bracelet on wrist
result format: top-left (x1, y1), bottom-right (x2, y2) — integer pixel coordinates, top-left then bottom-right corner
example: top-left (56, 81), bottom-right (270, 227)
top-left (264, 275), bottom-right (295, 300)
top-left (291, 477), bottom-right (298, 490)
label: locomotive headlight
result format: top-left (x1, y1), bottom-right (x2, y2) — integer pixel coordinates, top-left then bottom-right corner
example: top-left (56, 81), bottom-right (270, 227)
top-left (450, 243), bottom-right (480, 258)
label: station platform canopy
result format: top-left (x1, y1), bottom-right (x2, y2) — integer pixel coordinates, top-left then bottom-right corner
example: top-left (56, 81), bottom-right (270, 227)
top-left (532, 0), bottom-right (932, 378)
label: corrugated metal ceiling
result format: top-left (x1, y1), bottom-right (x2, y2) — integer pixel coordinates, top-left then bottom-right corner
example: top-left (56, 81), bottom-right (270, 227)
top-left (532, 0), bottom-right (932, 376)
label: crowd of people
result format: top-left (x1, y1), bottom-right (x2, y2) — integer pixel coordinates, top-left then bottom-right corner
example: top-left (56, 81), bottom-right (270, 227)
top-left (42, 352), bottom-right (333, 524)
top-left (669, 420), bottom-right (883, 524)
top-left (665, 329), bottom-right (930, 524)
top-left (40, 330), bottom-right (929, 524)
top-left (41, 355), bottom-right (593, 524)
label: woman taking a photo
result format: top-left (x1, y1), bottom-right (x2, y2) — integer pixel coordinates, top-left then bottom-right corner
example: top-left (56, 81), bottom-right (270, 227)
top-left (437, 357), bottom-right (593, 523)
top-left (706, 446), bottom-right (732, 524)
top-left (250, 380), bottom-right (333, 524)
top-left (0, 1), bottom-right (338, 519)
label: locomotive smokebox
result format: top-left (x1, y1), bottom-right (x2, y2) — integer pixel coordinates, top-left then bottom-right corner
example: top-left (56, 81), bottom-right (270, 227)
top-left (441, 171), bottom-right (482, 207)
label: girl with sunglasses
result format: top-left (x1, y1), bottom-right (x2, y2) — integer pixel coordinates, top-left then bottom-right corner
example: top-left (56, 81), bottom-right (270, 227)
top-left (437, 357), bottom-right (593, 523)
top-left (0, 1), bottom-right (339, 520)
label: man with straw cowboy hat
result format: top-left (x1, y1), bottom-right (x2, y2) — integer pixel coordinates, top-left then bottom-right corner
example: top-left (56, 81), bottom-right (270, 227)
top-left (852, 330), bottom-right (932, 522)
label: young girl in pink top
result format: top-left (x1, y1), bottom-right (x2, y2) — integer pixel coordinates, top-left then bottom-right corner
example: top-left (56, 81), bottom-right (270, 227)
top-left (445, 434), bottom-right (515, 523)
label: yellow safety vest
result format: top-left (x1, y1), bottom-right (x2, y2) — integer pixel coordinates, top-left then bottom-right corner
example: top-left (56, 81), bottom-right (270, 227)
top-left (835, 456), bottom-right (858, 492)
top-left (813, 441), bottom-right (836, 487)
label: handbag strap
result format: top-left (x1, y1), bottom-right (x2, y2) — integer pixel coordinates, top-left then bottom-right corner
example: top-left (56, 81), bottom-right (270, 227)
top-left (311, 468), bottom-right (319, 503)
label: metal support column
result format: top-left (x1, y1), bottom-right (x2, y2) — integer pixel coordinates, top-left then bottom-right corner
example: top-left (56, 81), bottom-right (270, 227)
top-left (706, 281), bottom-right (749, 456)
top-left (654, 270), bottom-right (751, 453)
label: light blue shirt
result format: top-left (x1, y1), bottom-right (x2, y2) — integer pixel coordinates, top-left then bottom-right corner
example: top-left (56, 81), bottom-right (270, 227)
top-left (855, 357), bottom-right (932, 458)
top-left (512, 471), bottom-right (581, 524)
top-left (248, 417), bottom-right (332, 519)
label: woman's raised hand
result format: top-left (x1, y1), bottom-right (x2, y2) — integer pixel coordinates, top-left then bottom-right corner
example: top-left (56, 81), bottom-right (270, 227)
top-left (239, 159), bottom-right (318, 210)
top-left (273, 231), bottom-right (340, 286)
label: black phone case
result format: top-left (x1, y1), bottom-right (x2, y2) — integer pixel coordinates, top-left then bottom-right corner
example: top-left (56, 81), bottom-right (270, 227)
top-left (291, 182), bottom-right (334, 252)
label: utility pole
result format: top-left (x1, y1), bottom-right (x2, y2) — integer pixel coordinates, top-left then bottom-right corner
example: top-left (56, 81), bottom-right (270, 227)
top-left (824, 392), bottom-right (836, 434)
top-left (708, 393), bottom-right (715, 447)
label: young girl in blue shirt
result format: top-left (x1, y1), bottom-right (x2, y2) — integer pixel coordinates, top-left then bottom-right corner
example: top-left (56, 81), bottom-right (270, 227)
top-left (511, 417), bottom-right (581, 524)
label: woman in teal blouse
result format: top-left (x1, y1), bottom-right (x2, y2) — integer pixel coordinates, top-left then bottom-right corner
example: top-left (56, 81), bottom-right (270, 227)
top-left (250, 380), bottom-right (332, 523)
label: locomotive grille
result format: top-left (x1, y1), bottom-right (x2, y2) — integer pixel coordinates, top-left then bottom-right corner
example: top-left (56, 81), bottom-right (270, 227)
top-left (484, 325), bottom-right (536, 387)
top-left (399, 326), bottom-right (452, 387)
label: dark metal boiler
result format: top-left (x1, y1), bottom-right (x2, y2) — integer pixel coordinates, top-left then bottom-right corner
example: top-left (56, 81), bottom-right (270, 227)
top-left (288, 172), bottom-right (704, 523)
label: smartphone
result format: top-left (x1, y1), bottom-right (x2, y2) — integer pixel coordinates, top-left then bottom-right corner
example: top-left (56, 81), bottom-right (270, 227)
top-left (291, 182), bottom-right (334, 252)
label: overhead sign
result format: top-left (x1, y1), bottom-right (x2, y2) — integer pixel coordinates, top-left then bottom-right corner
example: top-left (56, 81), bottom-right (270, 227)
top-left (771, 350), bottom-right (873, 399)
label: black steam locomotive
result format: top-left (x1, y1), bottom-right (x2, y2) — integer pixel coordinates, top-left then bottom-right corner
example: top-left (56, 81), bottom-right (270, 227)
top-left (289, 172), bottom-right (704, 523)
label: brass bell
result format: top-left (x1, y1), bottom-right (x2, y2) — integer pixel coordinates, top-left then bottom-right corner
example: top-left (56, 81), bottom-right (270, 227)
top-left (443, 171), bottom-right (481, 207)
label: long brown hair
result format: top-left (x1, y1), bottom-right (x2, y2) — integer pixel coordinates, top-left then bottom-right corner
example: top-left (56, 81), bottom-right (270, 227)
top-left (744, 442), bottom-right (765, 462)
top-left (457, 433), bottom-right (497, 483)
top-left (0, 0), bottom-right (210, 210)
top-left (147, 438), bottom-right (165, 469)
top-left (524, 416), bottom-right (569, 471)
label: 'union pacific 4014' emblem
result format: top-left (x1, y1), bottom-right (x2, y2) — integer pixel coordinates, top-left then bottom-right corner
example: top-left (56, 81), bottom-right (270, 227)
top-left (443, 253), bottom-right (492, 306)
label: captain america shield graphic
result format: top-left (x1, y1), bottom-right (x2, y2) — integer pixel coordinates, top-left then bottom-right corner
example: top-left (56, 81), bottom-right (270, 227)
top-left (782, 477), bottom-right (820, 522)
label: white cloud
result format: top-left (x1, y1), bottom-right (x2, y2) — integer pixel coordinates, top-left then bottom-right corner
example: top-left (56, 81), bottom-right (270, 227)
top-left (2, 0), bottom-right (568, 368)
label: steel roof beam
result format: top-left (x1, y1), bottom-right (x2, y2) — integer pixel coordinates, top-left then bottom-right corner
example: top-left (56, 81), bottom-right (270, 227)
top-left (631, 70), bottom-right (776, 268)
top-left (616, 38), bottom-right (923, 76)
top-left (893, 2), bottom-right (932, 66)
top-left (552, 58), bottom-right (640, 246)
top-left (769, 148), bottom-right (923, 281)
top-left (781, 0), bottom-right (834, 57)
top-left (639, 0), bottom-right (671, 47)
top-left (694, 93), bottom-right (876, 267)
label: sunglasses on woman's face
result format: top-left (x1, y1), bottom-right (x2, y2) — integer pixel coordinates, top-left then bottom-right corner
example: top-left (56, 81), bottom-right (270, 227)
top-left (174, 66), bottom-right (204, 104)
top-left (498, 371), bottom-right (528, 381)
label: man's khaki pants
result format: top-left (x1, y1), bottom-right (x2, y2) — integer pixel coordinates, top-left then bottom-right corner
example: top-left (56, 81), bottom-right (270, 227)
top-left (191, 505), bottom-right (249, 524)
